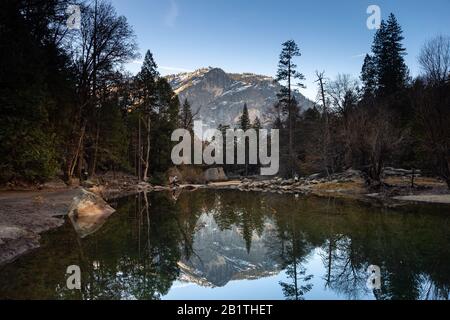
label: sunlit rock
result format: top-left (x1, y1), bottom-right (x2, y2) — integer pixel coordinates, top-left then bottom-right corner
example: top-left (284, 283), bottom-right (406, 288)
top-left (68, 189), bottom-right (115, 238)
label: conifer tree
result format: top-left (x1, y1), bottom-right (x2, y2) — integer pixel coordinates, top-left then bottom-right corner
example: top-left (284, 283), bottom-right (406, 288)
top-left (252, 117), bottom-right (262, 130)
top-left (239, 103), bottom-right (251, 131)
top-left (371, 14), bottom-right (409, 97)
top-left (276, 40), bottom-right (305, 176)
top-left (135, 50), bottom-right (159, 181)
top-left (180, 99), bottom-right (194, 133)
top-left (360, 54), bottom-right (377, 100)
top-left (239, 103), bottom-right (251, 176)
top-left (252, 117), bottom-right (262, 175)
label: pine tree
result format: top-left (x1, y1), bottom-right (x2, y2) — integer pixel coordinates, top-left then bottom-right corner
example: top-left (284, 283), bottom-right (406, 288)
top-left (239, 103), bottom-right (251, 176)
top-left (139, 51), bottom-right (160, 81)
top-left (361, 54), bottom-right (377, 100)
top-left (180, 99), bottom-right (194, 132)
top-left (372, 14), bottom-right (409, 97)
top-left (239, 103), bottom-right (251, 131)
top-left (135, 50), bottom-right (159, 181)
top-left (385, 14), bottom-right (409, 92)
top-left (252, 117), bottom-right (262, 175)
top-left (252, 117), bottom-right (262, 130)
top-left (276, 40), bottom-right (305, 176)
top-left (150, 78), bottom-right (180, 175)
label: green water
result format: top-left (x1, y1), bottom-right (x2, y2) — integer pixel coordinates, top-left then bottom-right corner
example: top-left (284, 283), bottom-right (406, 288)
top-left (0, 189), bottom-right (449, 300)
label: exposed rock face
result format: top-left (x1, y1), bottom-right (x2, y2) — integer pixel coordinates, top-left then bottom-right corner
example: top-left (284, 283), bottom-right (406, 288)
top-left (166, 67), bottom-right (313, 131)
top-left (204, 167), bottom-right (227, 182)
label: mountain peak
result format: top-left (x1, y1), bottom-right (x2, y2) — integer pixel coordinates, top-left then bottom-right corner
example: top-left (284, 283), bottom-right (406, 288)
top-left (167, 67), bottom-right (313, 129)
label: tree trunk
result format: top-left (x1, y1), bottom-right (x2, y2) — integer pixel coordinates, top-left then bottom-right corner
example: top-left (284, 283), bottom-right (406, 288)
top-left (138, 116), bottom-right (141, 181)
top-left (90, 126), bottom-right (100, 177)
top-left (69, 122), bottom-right (86, 179)
top-left (440, 155), bottom-right (450, 190)
top-left (288, 60), bottom-right (294, 177)
top-left (317, 72), bottom-right (330, 177)
top-left (143, 115), bottom-right (151, 182)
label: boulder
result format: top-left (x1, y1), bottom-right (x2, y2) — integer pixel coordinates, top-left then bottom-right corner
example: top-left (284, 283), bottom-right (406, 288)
top-left (68, 189), bottom-right (115, 238)
top-left (204, 167), bottom-right (227, 182)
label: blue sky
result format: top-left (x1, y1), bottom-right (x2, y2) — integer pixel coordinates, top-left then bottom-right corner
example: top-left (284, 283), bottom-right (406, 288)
top-left (111, 0), bottom-right (450, 100)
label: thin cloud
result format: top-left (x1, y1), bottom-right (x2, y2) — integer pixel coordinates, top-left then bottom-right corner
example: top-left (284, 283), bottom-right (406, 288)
top-left (351, 53), bottom-right (367, 58)
top-left (164, 0), bottom-right (179, 28)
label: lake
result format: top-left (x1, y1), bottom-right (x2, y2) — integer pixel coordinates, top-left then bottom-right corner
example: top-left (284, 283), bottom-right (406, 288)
top-left (1, 189), bottom-right (449, 300)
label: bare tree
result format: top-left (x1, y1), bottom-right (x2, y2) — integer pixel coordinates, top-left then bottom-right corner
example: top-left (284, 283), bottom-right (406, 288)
top-left (346, 106), bottom-right (404, 186)
top-left (315, 71), bottom-right (331, 176)
top-left (412, 80), bottom-right (450, 189)
top-left (418, 35), bottom-right (450, 85)
top-left (65, 0), bottom-right (138, 181)
top-left (325, 74), bottom-right (359, 117)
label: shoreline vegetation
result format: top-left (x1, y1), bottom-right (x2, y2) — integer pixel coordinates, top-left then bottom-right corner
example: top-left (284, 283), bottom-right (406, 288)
top-left (1, 167), bottom-right (449, 267)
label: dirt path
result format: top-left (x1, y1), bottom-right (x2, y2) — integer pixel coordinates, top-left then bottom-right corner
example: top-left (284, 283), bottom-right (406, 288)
top-left (0, 188), bottom-right (80, 266)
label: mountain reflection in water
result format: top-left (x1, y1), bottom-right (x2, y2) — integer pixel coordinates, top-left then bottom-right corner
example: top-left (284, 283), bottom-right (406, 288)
top-left (0, 189), bottom-right (449, 300)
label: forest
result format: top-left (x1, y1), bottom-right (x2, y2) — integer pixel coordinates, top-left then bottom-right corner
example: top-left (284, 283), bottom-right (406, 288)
top-left (271, 15), bottom-right (450, 189)
top-left (1, 0), bottom-right (449, 190)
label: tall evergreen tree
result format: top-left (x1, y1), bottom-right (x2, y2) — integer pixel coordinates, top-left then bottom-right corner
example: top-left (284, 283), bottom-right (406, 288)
top-left (151, 78), bottom-right (180, 176)
top-left (372, 14), bottom-right (409, 97)
top-left (239, 103), bottom-right (251, 131)
top-left (252, 117), bottom-right (262, 130)
top-left (239, 103), bottom-right (251, 176)
top-left (360, 54), bottom-right (377, 100)
top-left (251, 117), bottom-right (262, 175)
top-left (180, 99), bottom-right (194, 133)
top-left (135, 50), bottom-right (159, 181)
top-left (276, 40), bottom-right (305, 176)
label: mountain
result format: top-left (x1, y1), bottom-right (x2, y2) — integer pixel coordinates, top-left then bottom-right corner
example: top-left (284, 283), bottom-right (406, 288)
top-left (177, 213), bottom-right (282, 287)
top-left (166, 67), bottom-right (313, 131)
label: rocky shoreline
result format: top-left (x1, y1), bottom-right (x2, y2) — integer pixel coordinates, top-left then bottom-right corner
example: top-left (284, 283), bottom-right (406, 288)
top-left (208, 169), bottom-right (450, 207)
top-left (1, 169), bottom-right (449, 267)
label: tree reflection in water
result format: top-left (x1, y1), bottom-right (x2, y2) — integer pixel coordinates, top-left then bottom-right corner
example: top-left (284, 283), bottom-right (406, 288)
top-left (0, 190), bottom-right (449, 300)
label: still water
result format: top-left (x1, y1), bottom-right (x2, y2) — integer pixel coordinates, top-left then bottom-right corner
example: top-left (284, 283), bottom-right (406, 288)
top-left (1, 190), bottom-right (449, 300)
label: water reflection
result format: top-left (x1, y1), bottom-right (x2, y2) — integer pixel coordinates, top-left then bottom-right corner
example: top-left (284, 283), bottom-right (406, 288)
top-left (0, 190), bottom-right (449, 300)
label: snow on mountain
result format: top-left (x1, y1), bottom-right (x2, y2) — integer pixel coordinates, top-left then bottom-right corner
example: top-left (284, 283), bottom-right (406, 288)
top-left (176, 213), bottom-right (282, 287)
top-left (166, 67), bottom-right (313, 131)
